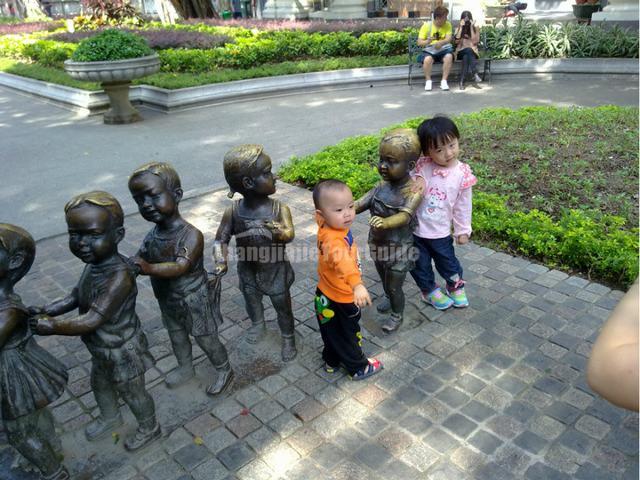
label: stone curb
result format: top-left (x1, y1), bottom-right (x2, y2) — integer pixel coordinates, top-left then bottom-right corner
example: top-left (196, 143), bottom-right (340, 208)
top-left (0, 58), bottom-right (637, 113)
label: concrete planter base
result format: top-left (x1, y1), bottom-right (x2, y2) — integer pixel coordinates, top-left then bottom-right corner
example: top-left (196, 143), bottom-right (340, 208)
top-left (64, 54), bottom-right (160, 124)
top-left (102, 81), bottom-right (142, 124)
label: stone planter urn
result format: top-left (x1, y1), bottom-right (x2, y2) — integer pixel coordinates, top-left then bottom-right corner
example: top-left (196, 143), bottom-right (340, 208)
top-left (64, 54), bottom-right (160, 124)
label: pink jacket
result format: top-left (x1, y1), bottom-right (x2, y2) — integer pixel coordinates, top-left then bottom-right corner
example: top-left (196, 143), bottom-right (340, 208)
top-left (413, 156), bottom-right (477, 239)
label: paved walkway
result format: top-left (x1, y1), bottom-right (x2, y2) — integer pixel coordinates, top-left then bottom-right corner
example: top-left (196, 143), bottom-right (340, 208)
top-left (1, 182), bottom-right (637, 480)
top-left (0, 73), bottom-right (638, 240)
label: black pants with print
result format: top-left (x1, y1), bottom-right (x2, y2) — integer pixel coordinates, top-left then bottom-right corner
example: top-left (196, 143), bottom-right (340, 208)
top-left (315, 288), bottom-right (368, 375)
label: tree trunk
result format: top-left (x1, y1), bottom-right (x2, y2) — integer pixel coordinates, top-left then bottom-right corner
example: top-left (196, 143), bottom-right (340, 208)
top-left (169, 0), bottom-right (220, 18)
top-left (14, 0), bottom-right (47, 18)
top-left (157, 0), bottom-right (180, 23)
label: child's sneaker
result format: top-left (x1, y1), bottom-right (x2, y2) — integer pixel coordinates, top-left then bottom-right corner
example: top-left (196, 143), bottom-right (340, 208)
top-left (352, 358), bottom-right (383, 381)
top-left (447, 286), bottom-right (469, 308)
top-left (421, 288), bottom-right (454, 310)
top-left (324, 362), bottom-right (338, 374)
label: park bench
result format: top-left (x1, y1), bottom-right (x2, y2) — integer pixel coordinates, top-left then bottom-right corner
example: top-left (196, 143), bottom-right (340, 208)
top-left (407, 31), bottom-right (492, 88)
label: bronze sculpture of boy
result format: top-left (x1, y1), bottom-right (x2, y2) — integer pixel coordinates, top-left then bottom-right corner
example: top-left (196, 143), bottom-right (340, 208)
top-left (129, 162), bottom-right (233, 395)
top-left (30, 191), bottom-right (161, 451)
top-left (213, 145), bottom-right (297, 362)
top-left (355, 129), bottom-right (423, 333)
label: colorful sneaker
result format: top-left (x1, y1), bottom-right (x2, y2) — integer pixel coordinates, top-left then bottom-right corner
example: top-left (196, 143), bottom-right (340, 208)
top-left (421, 288), bottom-right (454, 310)
top-left (448, 286), bottom-right (469, 308)
top-left (352, 358), bottom-right (383, 381)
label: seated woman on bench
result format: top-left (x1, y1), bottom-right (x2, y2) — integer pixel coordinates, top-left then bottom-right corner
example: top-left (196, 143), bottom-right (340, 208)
top-left (417, 5), bottom-right (454, 92)
top-left (454, 10), bottom-right (483, 90)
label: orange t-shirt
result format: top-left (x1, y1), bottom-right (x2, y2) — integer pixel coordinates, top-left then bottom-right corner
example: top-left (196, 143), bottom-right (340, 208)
top-left (316, 216), bottom-right (362, 303)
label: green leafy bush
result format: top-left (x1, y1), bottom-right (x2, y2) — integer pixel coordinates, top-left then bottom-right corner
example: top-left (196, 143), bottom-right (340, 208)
top-left (71, 29), bottom-right (153, 61)
top-left (483, 18), bottom-right (639, 59)
top-left (279, 107), bottom-right (639, 288)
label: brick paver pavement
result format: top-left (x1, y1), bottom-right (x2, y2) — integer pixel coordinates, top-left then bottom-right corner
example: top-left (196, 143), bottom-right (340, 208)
top-left (1, 184), bottom-right (637, 480)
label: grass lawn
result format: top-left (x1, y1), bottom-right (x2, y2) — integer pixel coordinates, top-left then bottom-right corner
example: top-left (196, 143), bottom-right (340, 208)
top-left (279, 106), bottom-right (639, 288)
top-left (454, 106), bottom-right (638, 229)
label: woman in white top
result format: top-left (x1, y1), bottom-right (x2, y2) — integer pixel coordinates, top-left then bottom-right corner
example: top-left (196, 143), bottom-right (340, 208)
top-left (454, 10), bottom-right (482, 90)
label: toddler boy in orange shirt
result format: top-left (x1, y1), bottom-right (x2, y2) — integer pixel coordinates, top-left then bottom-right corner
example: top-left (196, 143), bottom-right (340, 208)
top-left (313, 180), bottom-right (383, 380)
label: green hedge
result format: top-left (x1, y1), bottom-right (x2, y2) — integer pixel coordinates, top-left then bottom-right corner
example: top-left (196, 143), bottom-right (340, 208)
top-left (0, 36), bottom-right (75, 67)
top-left (279, 107), bottom-right (639, 288)
top-left (1, 19), bottom-right (636, 74)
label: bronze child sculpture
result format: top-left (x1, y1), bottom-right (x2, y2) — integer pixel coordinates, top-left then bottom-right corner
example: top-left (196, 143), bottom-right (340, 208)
top-left (129, 162), bottom-right (233, 395)
top-left (355, 129), bottom-right (423, 333)
top-left (213, 145), bottom-right (297, 362)
top-left (30, 192), bottom-right (161, 452)
top-left (0, 224), bottom-right (69, 480)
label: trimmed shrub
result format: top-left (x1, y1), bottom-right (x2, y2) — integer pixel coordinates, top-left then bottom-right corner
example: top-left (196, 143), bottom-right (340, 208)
top-left (71, 28), bottom-right (153, 61)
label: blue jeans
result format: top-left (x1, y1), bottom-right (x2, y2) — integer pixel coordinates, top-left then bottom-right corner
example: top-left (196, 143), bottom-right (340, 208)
top-left (410, 235), bottom-right (464, 294)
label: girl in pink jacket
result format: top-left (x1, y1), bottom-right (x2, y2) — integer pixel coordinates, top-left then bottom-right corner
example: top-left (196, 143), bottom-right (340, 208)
top-left (411, 116), bottom-right (477, 310)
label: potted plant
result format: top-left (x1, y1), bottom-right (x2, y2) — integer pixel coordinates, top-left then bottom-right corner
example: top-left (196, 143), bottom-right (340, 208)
top-left (64, 29), bottom-right (160, 124)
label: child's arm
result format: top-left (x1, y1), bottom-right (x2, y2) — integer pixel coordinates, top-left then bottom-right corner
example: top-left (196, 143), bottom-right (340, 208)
top-left (587, 280), bottom-right (639, 411)
top-left (31, 271), bottom-right (131, 336)
top-left (30, 289), bottom-right (79, 317)
top-left (452, 187), bottom-right (472, 244)
top-left (354, 188), bottom-right (375, 215)
top-left (134, 228), bottom-right (204, 279)
top-left (212, 206), bottom-right (233, 275)
top-left (370, 181), bottom-right (423, 230)
top-left (265, 203), bottom-right (295, 243)
top-left (323, 239), bottom-right (371, 307)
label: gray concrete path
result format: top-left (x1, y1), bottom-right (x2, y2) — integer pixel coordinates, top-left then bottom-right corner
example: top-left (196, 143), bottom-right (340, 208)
top-left (0, 73), bottom-right (638, 240)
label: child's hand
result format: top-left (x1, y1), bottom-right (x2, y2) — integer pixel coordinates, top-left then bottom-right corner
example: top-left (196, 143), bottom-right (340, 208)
top-left (456, 234), bottom-right (469, 245)
top-left (410, 177), bottom-right (426, 195)
top-left (213, 262), bottom-right (228, 276)
top-left (353, 284), bottom-right (372, 308)
top-left (130, 256), bottom-right (151, 275)
top-left (264, 220), bottom-right (282, 232)
top-left (27, 305), bottom-right (44, 316)
top-left (30, 315), bottom-right (55, 335)
top-left (369, 216), bottom-right (389, 229)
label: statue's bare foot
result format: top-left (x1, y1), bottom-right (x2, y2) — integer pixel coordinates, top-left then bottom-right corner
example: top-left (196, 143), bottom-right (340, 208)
top-left (281, 335), bottom-right (297, 362)
top-left (246, 322), bottom-right (266, 344)
top-left (165, 365), bottom-right (195, 389)
top-left (207, 367), bottom-right (234, 396)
